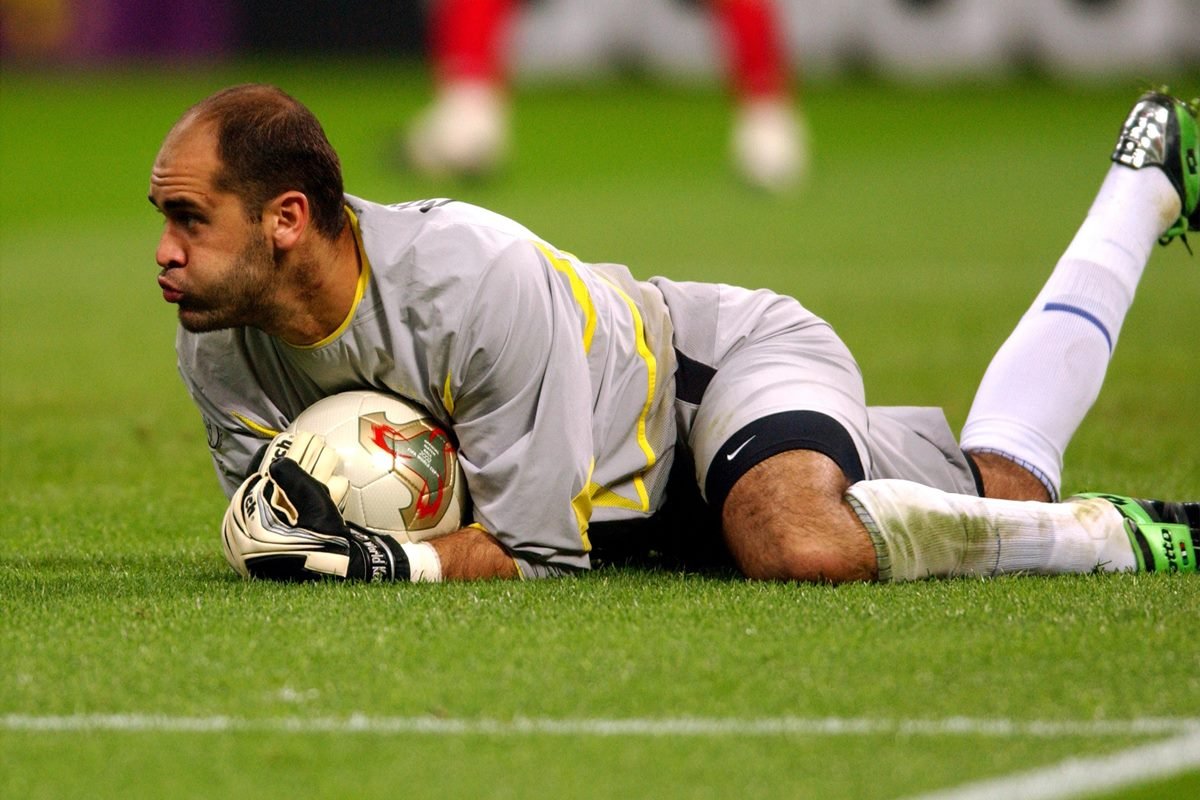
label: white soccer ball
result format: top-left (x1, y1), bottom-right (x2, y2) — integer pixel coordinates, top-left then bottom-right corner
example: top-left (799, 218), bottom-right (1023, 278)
top-left (286, 390), bottom-right (468, 543)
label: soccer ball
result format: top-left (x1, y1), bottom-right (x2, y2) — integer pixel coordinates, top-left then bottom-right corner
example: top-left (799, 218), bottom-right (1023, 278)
top-left (286, 390), bottom-right (468, 543)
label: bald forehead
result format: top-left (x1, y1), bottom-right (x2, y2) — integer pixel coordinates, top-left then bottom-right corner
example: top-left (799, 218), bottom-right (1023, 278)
top-left (149, 117), bottom-right (225, 209)
top-left (160, 113), bottom-right (215, 157)
top-left (153, 116), bottom-right (222, 181)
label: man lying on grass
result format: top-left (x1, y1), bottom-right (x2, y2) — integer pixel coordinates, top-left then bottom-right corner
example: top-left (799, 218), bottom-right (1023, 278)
top-left (148, 84), bottom-right (1198, 583)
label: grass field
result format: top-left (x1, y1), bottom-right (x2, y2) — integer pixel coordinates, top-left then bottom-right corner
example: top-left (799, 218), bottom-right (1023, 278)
top-left (1, 61), bottom-right (1198, 799)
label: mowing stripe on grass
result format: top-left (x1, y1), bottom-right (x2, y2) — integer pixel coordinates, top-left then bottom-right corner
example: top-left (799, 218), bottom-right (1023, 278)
top-left (902, 729), bottom-right (1200, 800)
top-left (3, 714), bottom-right (1198, 737)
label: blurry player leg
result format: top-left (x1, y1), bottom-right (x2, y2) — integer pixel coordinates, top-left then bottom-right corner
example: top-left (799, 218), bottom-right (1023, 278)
top-left (722, 450), bottom-right (878, 582)
top-left (960, 137), bottom-right (1184, 499)
top-left (406, 0), bottom-right (514, 177)
top-left (713, 0), bottom-right (807, 191)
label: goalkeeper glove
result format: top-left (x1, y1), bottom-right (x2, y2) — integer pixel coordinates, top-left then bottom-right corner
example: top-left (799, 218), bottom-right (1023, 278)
top-left (251, 430), bottom-right (350, 508)
top-left (222, 459), bottom-right (410, 582)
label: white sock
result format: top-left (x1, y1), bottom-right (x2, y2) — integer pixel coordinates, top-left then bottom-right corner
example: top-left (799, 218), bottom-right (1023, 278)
top-left (846, 479), bottom-right (1137, 581)
top-left (960, 166), bottom-right (1180, 498)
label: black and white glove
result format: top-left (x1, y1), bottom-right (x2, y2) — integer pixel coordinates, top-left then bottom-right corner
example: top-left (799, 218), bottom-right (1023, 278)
top-left (251, 430), bottom-right (350, 509)
top-left (222, 459), bottom-right (411, 582)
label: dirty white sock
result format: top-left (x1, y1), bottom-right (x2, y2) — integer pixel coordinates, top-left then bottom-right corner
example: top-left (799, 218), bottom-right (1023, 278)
top-left (846, 479), bottom-right (1136, 581)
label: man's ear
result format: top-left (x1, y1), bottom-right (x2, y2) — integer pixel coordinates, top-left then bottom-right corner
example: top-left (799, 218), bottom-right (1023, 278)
top-left (266, 191), bottom-right (309, 250)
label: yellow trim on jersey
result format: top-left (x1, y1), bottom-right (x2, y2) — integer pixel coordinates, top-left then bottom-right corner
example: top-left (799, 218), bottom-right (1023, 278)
top-left (592, 276), bottom-right (658, 513)
top-left (290, 206), bottom-right (372, 351)
top-left (229, 411), bottom-right (280, 439)
top-left (534, 241), bottom-right (596, 353)
top-left (442, 373), bottom-right (456, 416)
top-left (570, 460), bottom-right (595, 552)
top-left (589, 484), bottom-right (647, 512)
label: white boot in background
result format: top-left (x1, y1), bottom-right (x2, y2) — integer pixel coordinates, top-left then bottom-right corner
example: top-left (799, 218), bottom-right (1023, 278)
top-left (731, 97), bottom-right (808, 192)
top-left (405, 81), bottom-right (510, 178)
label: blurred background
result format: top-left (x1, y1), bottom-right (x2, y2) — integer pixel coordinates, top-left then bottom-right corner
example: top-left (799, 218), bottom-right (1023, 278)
top-left (5, 0), bottom-right (1198, 193)
top-left (3, 0), bottom-right (1198, 77)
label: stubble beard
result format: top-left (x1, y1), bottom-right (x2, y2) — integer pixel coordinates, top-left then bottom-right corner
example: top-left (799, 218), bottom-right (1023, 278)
top-left (178, 230), bottom-right (278, 334)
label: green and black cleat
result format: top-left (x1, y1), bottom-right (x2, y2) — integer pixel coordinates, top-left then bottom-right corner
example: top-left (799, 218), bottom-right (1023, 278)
top-left (1076, 493), bottom-right (1199, 573)
top-left (1111, 90), bottom-right (1200, 249)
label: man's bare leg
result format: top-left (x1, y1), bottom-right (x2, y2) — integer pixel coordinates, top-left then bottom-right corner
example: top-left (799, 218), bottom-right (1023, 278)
top-left (721, 450), bottom-right (877, 582)
top-left (970, 451), bottom-right (1051, 502)
top-left (960, 93), bottom-right (1193, 500)
top-left (721, 449), bottom-right (1137, 583)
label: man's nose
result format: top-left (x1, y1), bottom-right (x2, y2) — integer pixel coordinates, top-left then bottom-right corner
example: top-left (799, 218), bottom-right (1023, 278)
top-left (156, 229), bottom-right (184, 269)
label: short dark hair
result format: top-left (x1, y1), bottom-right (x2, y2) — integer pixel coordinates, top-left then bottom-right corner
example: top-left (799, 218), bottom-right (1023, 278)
top-left (184, 84), bottom-right (345, 240)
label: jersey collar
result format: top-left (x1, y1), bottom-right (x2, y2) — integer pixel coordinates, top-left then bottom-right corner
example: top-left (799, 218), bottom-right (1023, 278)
top-left (288, 204), bottom-right (371, 351)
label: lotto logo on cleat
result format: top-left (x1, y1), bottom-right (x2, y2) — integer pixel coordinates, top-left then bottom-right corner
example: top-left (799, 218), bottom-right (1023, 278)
top-left (1159, 528), bottom-right (1179, 572)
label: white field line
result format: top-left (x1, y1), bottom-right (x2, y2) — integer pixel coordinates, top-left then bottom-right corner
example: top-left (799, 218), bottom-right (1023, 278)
top-left (2, 713), bottom-right (1198, 738)
top-left (901, 728), bottom-right (1200, 800)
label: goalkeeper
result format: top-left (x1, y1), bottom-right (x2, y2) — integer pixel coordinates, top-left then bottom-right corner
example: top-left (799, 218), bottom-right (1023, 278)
top-left (148, 84), bottom-right (1199, 584)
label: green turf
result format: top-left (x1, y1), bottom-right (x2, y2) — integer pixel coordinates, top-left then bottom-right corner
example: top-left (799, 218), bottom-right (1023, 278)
top-left (1, 62), bottom-right (1198, 799)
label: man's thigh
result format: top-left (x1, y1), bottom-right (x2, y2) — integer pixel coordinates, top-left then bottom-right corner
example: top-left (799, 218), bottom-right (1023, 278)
top-left (657, 278), bottom-right (873, 507)
top-left (659, 279), bottom-right (980, 520)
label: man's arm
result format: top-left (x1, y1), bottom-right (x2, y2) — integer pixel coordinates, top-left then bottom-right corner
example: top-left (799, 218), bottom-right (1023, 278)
top-left (428, 527), bottom-right (581, 579)
top-left (440, 239), bottom-right (598, 573)
top-left (429, 527), bottom-right (520, 579)
top-left (221, 453), bottom-right (580, 582)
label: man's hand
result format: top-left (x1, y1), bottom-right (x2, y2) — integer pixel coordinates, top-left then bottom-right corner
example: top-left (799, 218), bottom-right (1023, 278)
top-left (222, 459), bottom-right (411, 582)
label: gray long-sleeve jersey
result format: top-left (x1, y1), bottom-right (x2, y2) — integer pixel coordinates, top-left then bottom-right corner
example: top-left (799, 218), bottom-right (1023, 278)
top-left (177, 196), bottom-right (679, 576)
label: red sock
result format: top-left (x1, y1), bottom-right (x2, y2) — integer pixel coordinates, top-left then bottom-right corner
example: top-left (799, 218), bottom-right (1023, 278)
top-left (710, 0), bottom-right (791, 100)
top-left (429, 0), bottom-right (516, 85)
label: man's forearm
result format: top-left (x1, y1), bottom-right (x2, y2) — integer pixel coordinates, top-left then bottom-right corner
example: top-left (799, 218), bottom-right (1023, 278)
top-left (429, 527), bottom-right (522, 580)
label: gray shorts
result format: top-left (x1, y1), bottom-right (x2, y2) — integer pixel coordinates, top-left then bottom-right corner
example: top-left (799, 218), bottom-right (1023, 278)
top-left (652, 278), bottom-right (980, 506)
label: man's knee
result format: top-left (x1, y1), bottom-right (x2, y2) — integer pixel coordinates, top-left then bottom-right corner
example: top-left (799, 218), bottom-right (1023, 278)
top-left (720, 450), bottom-right (878, 583)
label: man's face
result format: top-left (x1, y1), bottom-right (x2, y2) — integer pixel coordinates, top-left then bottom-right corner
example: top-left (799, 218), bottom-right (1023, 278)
top-left (148, 121), bottom-right (276, 333)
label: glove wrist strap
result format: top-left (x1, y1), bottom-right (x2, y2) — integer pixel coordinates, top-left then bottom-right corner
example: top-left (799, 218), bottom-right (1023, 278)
top-left (343, 523), bottom-right (411, 582)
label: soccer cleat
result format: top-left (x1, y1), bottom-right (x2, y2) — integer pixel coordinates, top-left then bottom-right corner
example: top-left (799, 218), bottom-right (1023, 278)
top-left (1111, 90), bottom-right (1200, 248)
top-left (1075, 492), bottom-right (1199, 574)
top-left (731, 98), bottom-right (808, 193)
top-left (404, 81), bottom-right (509, 179)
